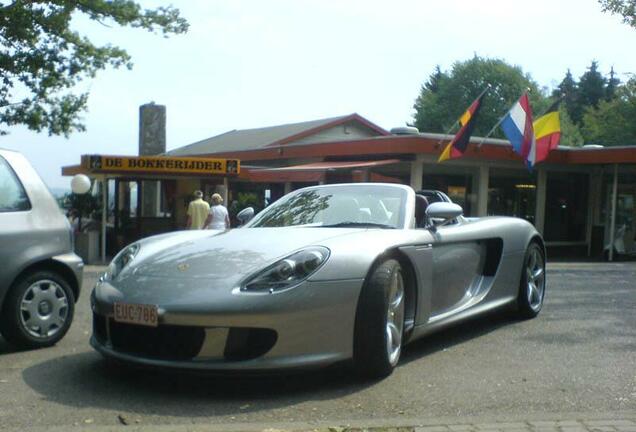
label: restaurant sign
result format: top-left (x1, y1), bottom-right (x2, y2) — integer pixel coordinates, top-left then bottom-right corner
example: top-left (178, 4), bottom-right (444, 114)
top-left (81, 155), bottom-right (240, 176)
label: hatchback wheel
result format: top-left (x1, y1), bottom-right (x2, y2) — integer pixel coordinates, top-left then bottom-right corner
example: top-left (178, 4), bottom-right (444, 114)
top-left (0, 271), bottom-right (75, 349)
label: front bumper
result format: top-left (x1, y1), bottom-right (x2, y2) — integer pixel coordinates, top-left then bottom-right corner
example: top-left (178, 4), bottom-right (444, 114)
top-left (90, 278), bottom-right (364, 371)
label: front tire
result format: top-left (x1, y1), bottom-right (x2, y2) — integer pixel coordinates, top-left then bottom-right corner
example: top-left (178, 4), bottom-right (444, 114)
top-left (0, 271), bottom-right (75, 349)
top-left (354, 259), bottom-right (405, 378)
top-left (517, 242), bottom-right (546, 319)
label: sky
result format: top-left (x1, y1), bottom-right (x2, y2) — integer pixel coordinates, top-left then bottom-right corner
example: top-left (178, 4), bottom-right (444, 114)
top-left (3, 0), bottom-right (636, 189)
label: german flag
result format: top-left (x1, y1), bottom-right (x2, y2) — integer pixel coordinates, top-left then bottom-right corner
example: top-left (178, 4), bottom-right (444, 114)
top-left (438, 93), bottom-right (485, 162)
top-left (532, 98), bottom-right (561, 164)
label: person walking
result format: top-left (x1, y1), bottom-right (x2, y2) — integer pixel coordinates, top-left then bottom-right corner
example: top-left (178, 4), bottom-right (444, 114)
top-left (204, 193), bottom-right (230, 230)
top-left (185, 190), bottom-right (210, 230)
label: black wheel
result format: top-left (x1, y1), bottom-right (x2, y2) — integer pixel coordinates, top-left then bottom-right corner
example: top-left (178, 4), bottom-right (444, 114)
top-left (517, 242), bottom-right (546, 319)
top-left (354, 259), bottom-right (405, 378)
top-left (0, 271), bottom-right (75, 349)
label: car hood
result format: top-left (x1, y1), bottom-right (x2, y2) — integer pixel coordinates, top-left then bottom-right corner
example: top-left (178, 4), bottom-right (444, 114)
top-left (126, 227), bottom-right (362, 283)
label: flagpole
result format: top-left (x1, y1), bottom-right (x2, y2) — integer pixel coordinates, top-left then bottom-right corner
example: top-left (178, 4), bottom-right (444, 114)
top-left (534, 92), bottom-right (565, 119)
top-left (477, 87), bottom-right (532, 148)
top-left (477, 87), bottom-right (565, 148)
top-left (436, 118), bottom-right (460, 147)
top-left (477, 115), bottom-right (507, 148)
top-left (438, 84), bottom-right (492, 147)
top-left (478, 87), bottom-right (530, 148)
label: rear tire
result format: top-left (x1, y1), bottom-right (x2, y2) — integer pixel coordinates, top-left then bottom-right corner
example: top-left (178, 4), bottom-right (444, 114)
top-left (517, 243), bottom-right (546, 319)
top-left (354, 259), bottom-right (405, 378)
top-left (0, 271), bottom-right (75, 349)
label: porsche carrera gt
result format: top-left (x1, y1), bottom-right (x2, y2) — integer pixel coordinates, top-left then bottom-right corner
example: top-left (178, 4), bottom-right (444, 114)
top-left (90, 183), bottom-right (546, 377)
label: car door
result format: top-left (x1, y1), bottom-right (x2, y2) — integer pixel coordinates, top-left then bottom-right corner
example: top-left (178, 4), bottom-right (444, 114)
top-left (428, 219), bottom-right (486, 318)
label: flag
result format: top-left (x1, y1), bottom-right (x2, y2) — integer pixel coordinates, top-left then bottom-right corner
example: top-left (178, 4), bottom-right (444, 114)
top-left (438, 93), bottom-right (485, 162)
top-left (500, 92), bottom-right (534, 163)
top-left (532, 99), bottom-right (561, 165)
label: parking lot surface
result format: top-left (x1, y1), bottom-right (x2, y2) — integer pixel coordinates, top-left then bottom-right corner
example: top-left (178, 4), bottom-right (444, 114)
top-left (0, 262), bottom-right (634, 431)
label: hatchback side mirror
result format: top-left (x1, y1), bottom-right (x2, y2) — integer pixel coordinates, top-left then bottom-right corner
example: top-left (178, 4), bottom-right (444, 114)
top-left (237, 207), bottom-right (255, 225)
top-left (425, 202), bottom-right (463, 227)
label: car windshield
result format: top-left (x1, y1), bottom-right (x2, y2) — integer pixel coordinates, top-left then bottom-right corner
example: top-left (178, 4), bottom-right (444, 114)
top-left (248, 185), bottom-right (407, 228)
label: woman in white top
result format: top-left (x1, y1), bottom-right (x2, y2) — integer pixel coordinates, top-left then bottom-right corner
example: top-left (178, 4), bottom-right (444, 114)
top-left (203, 193), bottom-right (230, 230)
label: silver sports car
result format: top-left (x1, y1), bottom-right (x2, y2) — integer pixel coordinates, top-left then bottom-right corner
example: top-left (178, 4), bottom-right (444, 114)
top-left (91, 183), bottom-right (546, 377)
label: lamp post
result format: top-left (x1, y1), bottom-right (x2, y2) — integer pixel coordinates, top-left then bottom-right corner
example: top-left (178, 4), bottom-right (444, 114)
top-left (71, 174), bottom-right (91, 195)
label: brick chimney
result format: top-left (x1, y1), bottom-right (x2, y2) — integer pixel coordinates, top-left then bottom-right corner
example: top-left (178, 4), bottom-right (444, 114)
top-left (138, 102), bottom-right (166, 217)
top-left (139, 102), bottom-right (166, 156)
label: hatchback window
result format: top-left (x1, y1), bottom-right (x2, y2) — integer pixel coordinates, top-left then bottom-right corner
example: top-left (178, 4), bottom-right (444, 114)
top-left (0, 156), bottom-right (31, 212)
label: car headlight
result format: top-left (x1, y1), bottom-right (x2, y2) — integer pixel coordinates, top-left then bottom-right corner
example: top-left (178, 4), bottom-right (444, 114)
top-left (242, 246), bottom-right (330, 292)
top-left (104, 243), bottom-right (140, 281)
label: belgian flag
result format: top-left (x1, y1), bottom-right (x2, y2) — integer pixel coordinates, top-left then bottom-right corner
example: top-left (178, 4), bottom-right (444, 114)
top-left (438, 93), bottom-right (485, 162)
top-left (532, 98), bottom-right (561, 164)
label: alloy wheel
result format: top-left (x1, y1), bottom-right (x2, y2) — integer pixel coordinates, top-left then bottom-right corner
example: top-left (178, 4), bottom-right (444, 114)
top-left (386, 269), bottom-right (405, 366)
top-left (19, 279), bottom-right (70, 339)
top-left (526, 248), bottom-right (545, 312)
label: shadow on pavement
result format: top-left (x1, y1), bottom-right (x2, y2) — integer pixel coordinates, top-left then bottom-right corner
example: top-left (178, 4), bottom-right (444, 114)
top-left (0, 335), bottom-right (22, 355)
top-left (522, 269), bottom-right (636, 352)
top-left (401, 310), bottom-right (515, 364)
top-left (22, 351), bottom-right (372, 418)
top-left (21, 310), bottom-right (520, 418)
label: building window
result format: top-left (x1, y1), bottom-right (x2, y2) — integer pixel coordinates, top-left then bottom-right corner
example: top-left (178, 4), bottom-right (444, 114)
top-left (601, 171), bottom-right (636, 254)
top-left (544, 172), bottom-right (589, 242)
top-left (422, 174), bottom-right (473, 215)
top-left (488, 170), bottom-right (537, 224)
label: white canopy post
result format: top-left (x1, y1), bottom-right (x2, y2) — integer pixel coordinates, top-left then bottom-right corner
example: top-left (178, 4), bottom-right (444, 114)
top-left (609, 164), bottom-right (618, 262)
top-left (101, 177), bottom-right (108, 263)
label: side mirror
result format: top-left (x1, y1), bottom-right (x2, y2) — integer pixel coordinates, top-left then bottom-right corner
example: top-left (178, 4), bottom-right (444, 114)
top-left (425, 202), bottom-right (463, 226)
top-left (236, 207), bottom-right (255, 225)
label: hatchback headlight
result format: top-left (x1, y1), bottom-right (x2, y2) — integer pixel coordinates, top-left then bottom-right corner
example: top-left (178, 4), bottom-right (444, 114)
top-left (104, 243), bottom-right (140, 280)
top-left (242, 247), bottom-right (330, 292)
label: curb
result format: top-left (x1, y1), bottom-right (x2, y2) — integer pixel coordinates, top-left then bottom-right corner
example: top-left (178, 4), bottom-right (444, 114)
top-left (9, 415), bottom-right (636, 432)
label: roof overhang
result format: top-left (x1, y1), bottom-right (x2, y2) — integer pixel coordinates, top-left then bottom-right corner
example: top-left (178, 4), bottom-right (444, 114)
top-left (194, 135), bottom-right (636, 166)
top-left (243, 159), bottom-right (401, 183)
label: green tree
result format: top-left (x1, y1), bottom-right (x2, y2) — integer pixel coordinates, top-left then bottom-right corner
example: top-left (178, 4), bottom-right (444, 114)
top-left (413, 56), bottom-right (544, 138)
top-left (60, 190), bottom-right (101, 231)
top-left (599, 0), bottom-right (636, 28)
top-left (0, 0), bottom-right (188, 136)
top-left (412, 57), bottom-right (586, 147)
top-left (558, 108), bottom-right (585, 147)
top-left (605, 66), bottom-right (621, 100)
top-left (552, 69), bottom-right (579, 124)
top-left (577, 61), bottom-right (607, 120)
top-left (532, 95), bottom-right (584, 147)
top-left (424, 65), bottom-right (445, 93)
top-left (582, 78), bottom-right (636, 146)
top-left (228, 192), bottom-right (264, 225)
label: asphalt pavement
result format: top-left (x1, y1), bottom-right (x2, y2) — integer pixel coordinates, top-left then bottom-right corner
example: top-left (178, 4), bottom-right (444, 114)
top-left (0, 262), bottom-right (634, 431)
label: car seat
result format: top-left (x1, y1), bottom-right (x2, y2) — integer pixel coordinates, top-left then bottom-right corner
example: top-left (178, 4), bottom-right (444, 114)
top-left (414, 194), bottom-right (429, 228)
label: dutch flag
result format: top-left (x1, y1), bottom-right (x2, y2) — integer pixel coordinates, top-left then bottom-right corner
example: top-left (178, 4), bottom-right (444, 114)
top-left (500, 93), bottom-right (537, 169)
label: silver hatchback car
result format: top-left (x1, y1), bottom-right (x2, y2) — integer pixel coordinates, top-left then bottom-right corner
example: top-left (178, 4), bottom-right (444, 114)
top-left (0, 148), bottom-right (83, 349)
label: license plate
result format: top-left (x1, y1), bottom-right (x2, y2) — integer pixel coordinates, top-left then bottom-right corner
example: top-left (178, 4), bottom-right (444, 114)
top-left (113, 302), bottom-right (158, 327)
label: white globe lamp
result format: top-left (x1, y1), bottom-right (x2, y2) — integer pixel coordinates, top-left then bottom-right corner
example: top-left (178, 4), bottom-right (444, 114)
top-left (71, 174), bottom-right (92, 195)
